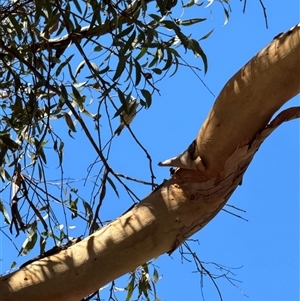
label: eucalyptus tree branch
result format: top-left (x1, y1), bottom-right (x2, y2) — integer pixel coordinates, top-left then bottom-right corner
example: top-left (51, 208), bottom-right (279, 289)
top-left (30, 0), bottom-right (156, 54)
top-left (1, 23), bottom-right (299, 301)
top-left (0, 39), bottom-right (112, 174)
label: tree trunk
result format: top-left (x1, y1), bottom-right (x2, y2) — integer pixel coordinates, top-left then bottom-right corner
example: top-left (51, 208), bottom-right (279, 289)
top-left (1, 24), bottom-right (299, 301)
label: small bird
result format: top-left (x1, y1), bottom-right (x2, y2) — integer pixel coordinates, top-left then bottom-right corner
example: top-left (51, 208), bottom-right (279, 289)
top-left (114, 97), bottom-right (139, 136)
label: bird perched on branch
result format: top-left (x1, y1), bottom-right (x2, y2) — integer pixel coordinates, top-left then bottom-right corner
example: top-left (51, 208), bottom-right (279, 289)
top-left (114, 97), bottom-right (139, 136)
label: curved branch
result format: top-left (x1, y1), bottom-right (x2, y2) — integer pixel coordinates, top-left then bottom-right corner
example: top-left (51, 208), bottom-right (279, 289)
top-left (1, 23), bottom-right (299, 301)
top-left (159, 23), bottom-right (300, 174)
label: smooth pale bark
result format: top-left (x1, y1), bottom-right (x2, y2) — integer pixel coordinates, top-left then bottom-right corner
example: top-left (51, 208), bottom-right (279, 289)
top-left (196, 23), bottom-right (300, 175)
top-left (1, 24), bottom-right (299, 301)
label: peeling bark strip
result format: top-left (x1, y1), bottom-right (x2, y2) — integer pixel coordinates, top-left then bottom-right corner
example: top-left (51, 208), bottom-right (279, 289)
top-left (1, 24), bottom-right (299, 301)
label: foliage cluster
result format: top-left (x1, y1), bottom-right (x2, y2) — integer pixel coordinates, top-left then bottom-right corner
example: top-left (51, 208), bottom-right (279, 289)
top-left (0, 0), bottom-right (231, 299)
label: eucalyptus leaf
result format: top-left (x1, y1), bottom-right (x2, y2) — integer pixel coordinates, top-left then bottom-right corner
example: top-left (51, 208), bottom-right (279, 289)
top-left (75, 61), bottom-right (86, 78)
top-left (63, 113), bottom-right (76, 132)
top-left (0, 200), bottom-right (11, 224)
top-left (113, 55), bottom-right (129, 81)
top-left (141, 89), bottom-right (152, 107)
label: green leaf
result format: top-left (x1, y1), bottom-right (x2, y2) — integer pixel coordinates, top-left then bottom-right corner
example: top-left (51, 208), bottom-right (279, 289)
top-left (162, 49), bottom-right (172, 71)
top-left (170, 54), bottom-right (179, 77)
top-left (223, 7), bottom-right (230, 25)
top-left (153, 268), bottom-right (160, 283)
top-left (200, 29), bottom-right (214, 40)
top-left (0, 199), bottom-right (11, 224)
top-left (89, 6), bottom-right (101, 30)
top-left (0, 133), bottom-right (20, 150)
top-left (136, 47), bottom-right (148, 61)
top-left (72, 0), bottom-right (82, 14)
top-left (29, 221), bottom-right (38, 238)
top-left (125, 57), bottom-right (133, 83)
top-left (71, 85), bottom-right (84, 110)
top-left (93, 45), bottom-right (102, 52)
top-left (183, 0), bottom-right (203, 8)
top-left (123, 30), bottom-right (136, 55)
top-left (142, 263), bottom-right (149, 273)
top-left (99, 65), bottom-right (110, 74)
top-left (99, 183), bottom-right (106, 203)
top-left (20, 223), bottom-right (38, 256)
top-left (135, 59), bottom-right (142, 86)
top-left (73, 81), bottom-right (88, 88)
top-left (156, 0), bottom-right (166, 16)
top-left (39, 204), bottom-right (50, 212)
top-left (179, 18), bottom-right (206, 26)
top-left (60, 84), bottom-right (69, 102)
top-left (43, 12), bottom-right (60, 36)
top-left (133, 27), bottom-right (146, 48)
top-left (152, 68), bottom-right (162, 75)
top-left (116, 24), bottom-right (135, 39)
top-left (63, 112), bottom-right (76, 132)
top-left (56, 54), bottom-right (75, 76)
top-left (148, 14), bottom-right (162, 22)
top-left (70, 198), bottom-right (78, 219)
top-left (11, 261), bottom-right (17, 269)
top-left (113, 54), bottom-right (129, 81)
top-left (107, 176), bottom-right (119, 198)
top-left (55, 140), bottom-right (64, 167)
top-left (125, 273), bottom-right (136, 301)
top-left (149, 49), bottom-right (162, 68)
top-left (83, 201), bottom-right (93, 224)
top-left (82, 108), bottom-right (98, 119)
top-left (20, 232), bottom-right (38, 255)
top-left (0, 167), bottom-right (10, 182)
top-left (141, 89), bottom-right (152, 108)
top-left (117, 89), bottom-right (127, 106)
top-left (138, 276), bottom-right (150, 301)
top-left (39, 235), bottom-right (46, 255)
top-left (189, 39), bottom-right (208, 73)
top-left (75, 61), bottom-right (86, 78)
top-left (161, 20), bottom-right (181, 35)
top-left (38, 146), bottom-right (47, 164)
top-left (38, 163), bottom-right (43, 181)
top-left (89, 62), bottom-right (99, 74)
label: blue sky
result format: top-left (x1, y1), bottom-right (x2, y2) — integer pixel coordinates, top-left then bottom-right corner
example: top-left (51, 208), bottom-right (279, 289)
top-left (0, 1), bottom-right (299, 300)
